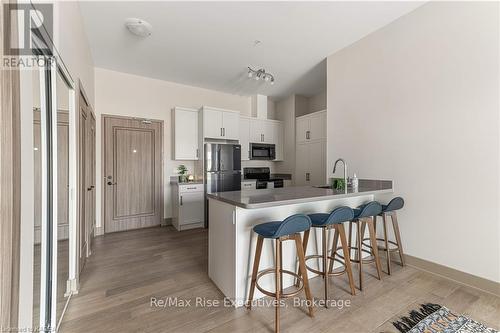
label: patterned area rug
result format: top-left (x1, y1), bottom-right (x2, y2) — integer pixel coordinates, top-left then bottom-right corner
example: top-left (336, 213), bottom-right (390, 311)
top-left (392, 303), bottom-right (498, 333)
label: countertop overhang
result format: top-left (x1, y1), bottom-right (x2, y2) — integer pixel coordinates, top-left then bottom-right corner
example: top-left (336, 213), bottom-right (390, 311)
top-left (207, 179), bottom-right (393, 209)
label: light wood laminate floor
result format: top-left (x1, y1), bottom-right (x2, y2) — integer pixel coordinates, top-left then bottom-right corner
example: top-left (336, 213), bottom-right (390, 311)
top-left (61, 227), bottom-right (500, 333)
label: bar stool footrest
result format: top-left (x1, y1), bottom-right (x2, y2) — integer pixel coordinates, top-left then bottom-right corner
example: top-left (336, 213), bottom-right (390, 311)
top-left (255, 268), bottom-right (304, 298)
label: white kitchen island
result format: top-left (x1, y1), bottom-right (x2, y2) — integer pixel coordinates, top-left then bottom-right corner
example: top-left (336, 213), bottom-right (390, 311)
top-left (207, 179), bottom-right (393, 307)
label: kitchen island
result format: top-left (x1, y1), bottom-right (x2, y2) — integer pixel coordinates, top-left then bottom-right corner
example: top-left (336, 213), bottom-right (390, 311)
top-left (207, 179), bottom-right (393, 307)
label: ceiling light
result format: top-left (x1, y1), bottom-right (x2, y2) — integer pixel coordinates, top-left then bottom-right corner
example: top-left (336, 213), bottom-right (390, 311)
top-left (247, 67), bottom-right (275, 85)
top-left (125, 18), bottom-right (152, 37)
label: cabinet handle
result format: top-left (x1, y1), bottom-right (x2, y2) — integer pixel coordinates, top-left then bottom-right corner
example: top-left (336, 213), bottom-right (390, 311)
top-left (180, 195), bottom-right (183, 205)
top-left (220, 128), bottom-right (223, 136)
top-left (306, 131), bottom-right (310, 140)
top-left (263, 134), bottom-right (265, 142)
top-left (196, 149), bottom-right (199, 158)
top-left (223, 128), bottom-right (225, 136)
top-left (306, 173), bottom-right (310, 181)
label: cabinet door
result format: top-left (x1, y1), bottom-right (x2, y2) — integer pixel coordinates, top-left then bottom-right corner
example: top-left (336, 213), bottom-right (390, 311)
top-left (174, 109), bottom-right (199, 160)
top-left (273, 122), bottom-right (284, 161)
top-left (222, 111), bottom-right (239, 140)
top-left (295, 143), bottom-right (309, 186)
top-left (178, 191), bottom-right (204, 225)
top-left (203, 109), bottom-right (223, 139)
top-left (296, 117), bottom-right (309, 143)
top-left (309, 141), bottom-right (326, 185)
top-left (249, 119), bottom-right (264, 143)
top-left (263, 121), bottom-right (274, 144)
top-left (309, 112), bottom-right (326, 141)
top-left (239, 117), bottom-right (251, 161)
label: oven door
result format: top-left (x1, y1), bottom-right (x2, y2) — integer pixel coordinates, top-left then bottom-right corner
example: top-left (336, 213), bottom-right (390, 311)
top-left (250, 143), bottom-right (276, 160)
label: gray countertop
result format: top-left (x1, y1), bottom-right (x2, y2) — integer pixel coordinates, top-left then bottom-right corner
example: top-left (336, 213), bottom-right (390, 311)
top-left (207, 179), bottom-right (393, 209)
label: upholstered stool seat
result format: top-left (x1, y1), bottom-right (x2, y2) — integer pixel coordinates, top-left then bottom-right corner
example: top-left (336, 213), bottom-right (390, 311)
top-left (297, 207), bottom-right (356, 307)
top-left (335, 201), bottom-right (383, 291)
top-left (247, 214), bottom-right (314, 333)
top-left (253, 216), bottom-right (311, 238)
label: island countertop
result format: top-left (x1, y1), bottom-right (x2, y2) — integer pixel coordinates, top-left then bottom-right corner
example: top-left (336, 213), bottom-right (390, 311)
top-left (207, 179), bottom-right (393, 209)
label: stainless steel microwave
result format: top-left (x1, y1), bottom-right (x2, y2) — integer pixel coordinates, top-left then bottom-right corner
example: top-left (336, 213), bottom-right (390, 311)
top-left (249, 143), bottom-right (276, 160)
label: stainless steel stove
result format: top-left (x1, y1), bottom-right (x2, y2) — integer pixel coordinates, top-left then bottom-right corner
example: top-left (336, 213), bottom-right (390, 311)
top-left (243, 167), bottom-right (284, 189)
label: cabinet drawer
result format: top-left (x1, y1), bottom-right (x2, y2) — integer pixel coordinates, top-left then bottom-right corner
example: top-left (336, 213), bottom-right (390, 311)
top-left (241, 181), bottom-right (256, 190)
top-left (179, 184), bottom-right (204, 193)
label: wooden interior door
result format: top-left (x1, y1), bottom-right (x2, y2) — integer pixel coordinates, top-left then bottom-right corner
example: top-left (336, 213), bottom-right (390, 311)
top-left (103, 116), bottom-right (163, 233)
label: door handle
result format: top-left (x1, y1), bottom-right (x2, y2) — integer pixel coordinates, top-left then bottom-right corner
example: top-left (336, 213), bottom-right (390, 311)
top-left (107, 181), bottom-right (116, 186)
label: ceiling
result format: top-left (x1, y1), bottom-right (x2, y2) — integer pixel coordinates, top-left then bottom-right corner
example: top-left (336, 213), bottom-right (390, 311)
top-left (80, 1), bottom-right (424, 100)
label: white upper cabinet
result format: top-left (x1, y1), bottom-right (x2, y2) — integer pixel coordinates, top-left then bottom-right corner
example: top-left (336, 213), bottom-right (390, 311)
top-left (222, 111), bottom-right (239, 140)
top-left (239, 117), bottom-right (251, 160)
top-left (202, 107), bottom-right (239, 140)
top-left (296, 110), bottom-right (326, 143)
top-left (249, 119), bottom-right (264, 143)
top-left (203, 108), bottom-right (224, 139)
top-left (249, 118), bottom-right (275, 143)
top-left (173, 107), bottom-right (199, 160)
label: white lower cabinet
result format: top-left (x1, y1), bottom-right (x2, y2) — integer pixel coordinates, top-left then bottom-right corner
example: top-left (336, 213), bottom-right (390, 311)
top-left (172, 183), bottom-right (204, 231)
top-left (295, 141), bottom-right (326, 186)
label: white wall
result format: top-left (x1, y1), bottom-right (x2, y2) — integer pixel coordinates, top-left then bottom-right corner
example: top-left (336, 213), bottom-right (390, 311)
top-left (327, 2), bottom-right (499, 282)
top-left (94, 68), bottom-right (251, 228)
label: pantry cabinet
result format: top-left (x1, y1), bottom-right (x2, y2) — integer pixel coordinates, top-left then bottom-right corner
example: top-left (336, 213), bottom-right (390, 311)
top-left (295, 141), bottom-right (326, 186)
top-left (296, 110), bottom-right (326, 143)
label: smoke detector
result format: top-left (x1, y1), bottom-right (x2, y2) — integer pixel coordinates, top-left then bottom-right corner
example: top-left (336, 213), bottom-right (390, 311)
top-left (125, 18), bottom-right (152, 37)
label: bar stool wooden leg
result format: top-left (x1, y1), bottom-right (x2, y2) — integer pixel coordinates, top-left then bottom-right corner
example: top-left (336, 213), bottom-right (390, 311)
top-left (275, 238), bottom-right (281, 333)
top-left (247, 235), bottom-right (264, 309)
top-left (294, 234), bottom-right (314, 318)
top-left (322, 227), bottom-right (329, 307)
top-left (356, 220), bottom-right (363, 290)
top-left (295, 229), bottom-right (311, 287)
top-left (391, 213), bottom-right (405, 266)
top-left (382, 213), bottom-right (391, 275)
top-left (328, 227), bottom-right (339, 274)
top-left (367, 219), bottom-right (383, 280)
top-left (336, 223), bottom-right (356, 296)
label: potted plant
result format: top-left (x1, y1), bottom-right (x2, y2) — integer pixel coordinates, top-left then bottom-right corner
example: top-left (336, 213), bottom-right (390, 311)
top-left (177, 165), bottom-right (188, 183)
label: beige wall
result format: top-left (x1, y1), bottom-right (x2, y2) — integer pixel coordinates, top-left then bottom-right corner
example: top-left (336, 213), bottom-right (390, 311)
top-left (308, 90), bottom-right (326, 113)
top-left (326, 2), bottom-right (499, 282)
top-left (94, 68), bottom-right (251, 228)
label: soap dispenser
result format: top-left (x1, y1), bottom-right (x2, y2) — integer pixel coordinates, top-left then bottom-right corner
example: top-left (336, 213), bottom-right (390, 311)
top-left (352, 173), bottom-right (359, 190)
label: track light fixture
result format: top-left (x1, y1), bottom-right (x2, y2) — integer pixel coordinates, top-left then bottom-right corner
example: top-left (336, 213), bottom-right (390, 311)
top-left (247, 67), bottom-right (275, 85)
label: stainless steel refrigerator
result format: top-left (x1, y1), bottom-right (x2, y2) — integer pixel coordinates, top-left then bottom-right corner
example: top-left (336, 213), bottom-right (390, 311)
top-left (204, 143), bottom-right (241, 225)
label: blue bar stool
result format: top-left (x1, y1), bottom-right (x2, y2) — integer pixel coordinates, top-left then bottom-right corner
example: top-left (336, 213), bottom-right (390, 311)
top-left (300, 207), bottom-right (356, 307)
top-left (336, 201), bottom-right (383, 291)
top-left (377, 197), bottom-right (405, 275)
top-left (247, 214), bottom-right (314, 333)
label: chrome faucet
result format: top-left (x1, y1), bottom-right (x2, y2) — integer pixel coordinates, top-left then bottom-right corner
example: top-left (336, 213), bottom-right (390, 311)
top-left (333, 158), bottom-right (348, 190)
